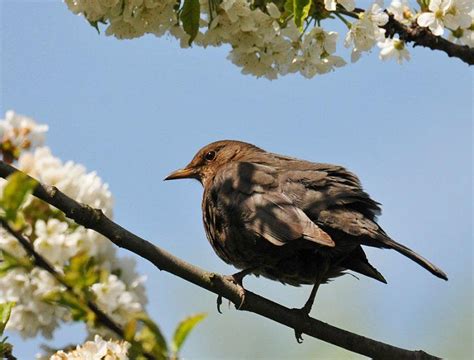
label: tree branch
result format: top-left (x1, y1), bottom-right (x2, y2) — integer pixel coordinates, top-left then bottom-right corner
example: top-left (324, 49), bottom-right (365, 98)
top-left (0, 161), bottom-right (441, 359)
top-left (340, 8), bottom-right (474, 65)
top-left (0, 219), bottom-right (156, 360)
top-left (384, 14), bottom-right (474, 65)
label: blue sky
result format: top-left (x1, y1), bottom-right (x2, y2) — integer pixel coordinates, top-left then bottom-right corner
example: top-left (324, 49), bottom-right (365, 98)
top-left (1, 0), bottom-right (472, 358)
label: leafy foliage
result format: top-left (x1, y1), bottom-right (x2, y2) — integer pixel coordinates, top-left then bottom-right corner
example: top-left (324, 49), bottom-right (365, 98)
top-left (0, 302), bottom-right (15, 359)
top-left (293, 0), bottom-right (312, 30)
top-left (171, 313), bottom-right (207, 356)
top-left (0, 250), bottom-right (32, 276)
top-left (129, 313), bottom-right (168, 360)
top-left (0, 172), bottom-right (37, 223)
top-left (181, 0), bottom-right (201, 45)
top-left (0, 302), bottom-right (14, 335)
top-left (63, 253), bottom-right (106, 292)
top-left (0, 114), bottom-right (206, 358)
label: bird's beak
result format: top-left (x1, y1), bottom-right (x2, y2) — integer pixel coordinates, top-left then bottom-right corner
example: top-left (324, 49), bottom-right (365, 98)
top-left (164, 166), bottom-right (198, 181)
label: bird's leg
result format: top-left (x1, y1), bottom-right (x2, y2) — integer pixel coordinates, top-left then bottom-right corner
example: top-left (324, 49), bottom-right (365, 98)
top-left (293, 259), bottom-right (330, 343)
top-left (300, 279), bottom-right (322, 315)
top-left (222, 267), bottom-right (254, 286)
top-left (217, 267), bottom-right (258, 313)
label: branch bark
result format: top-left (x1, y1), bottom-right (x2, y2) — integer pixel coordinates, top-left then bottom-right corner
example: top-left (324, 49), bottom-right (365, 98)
top-left (0, 161), bottom-right (441, 359)
top-left (341, 8), bottom-right (474, 65)
top-left (383, 14), bottom-right (474, 65)
top-left (0, 219), bottom-right (155, 360)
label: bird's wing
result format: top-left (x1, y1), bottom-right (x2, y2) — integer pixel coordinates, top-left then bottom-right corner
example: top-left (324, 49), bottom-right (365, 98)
top-left (216, 162), bottom-right (335, 247)
top-left (227, 156), bottom-right (448, 281)
top-left (275, 159), bottom-right (382, 220)
top-left (316, 208), bottom-right (382, 238)
top-left (242, 191), bottom-right (335, 247)
top-left (276, 162), bottom-right (385, 240)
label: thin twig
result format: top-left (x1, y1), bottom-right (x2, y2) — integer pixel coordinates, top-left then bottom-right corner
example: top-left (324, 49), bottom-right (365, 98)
top-left (338, 8), bottom-right (474, 65)
top-left (383, 13), bottom-right (474, 65)
top-left (0, 161), bottom-right (441, 359)
top-left (0, 219), bottom-right (154, 360)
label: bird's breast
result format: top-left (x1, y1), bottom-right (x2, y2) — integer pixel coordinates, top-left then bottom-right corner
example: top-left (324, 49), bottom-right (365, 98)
top-left (201, 186), bottom-right (267, 269)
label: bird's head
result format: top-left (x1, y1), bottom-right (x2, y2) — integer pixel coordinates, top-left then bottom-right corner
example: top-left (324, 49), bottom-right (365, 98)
top-left (164, 140), bottom-right (261, 186)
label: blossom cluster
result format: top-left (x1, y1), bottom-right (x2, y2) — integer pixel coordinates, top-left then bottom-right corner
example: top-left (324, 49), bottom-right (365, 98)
top-left (50, 335), bottom-right (130, 360)
top-left (64, 0), bottom-right (473, 79)
top-left (199, 1), bottom-right (346, 79)
top-left (0, 110), bottom-right (48, 162)
top-left (0, 111), bottom-right (147, 339)
top-left (0, 267), bottom-right (67, 338)
top-left (417, 0), bottom-right (472, 38)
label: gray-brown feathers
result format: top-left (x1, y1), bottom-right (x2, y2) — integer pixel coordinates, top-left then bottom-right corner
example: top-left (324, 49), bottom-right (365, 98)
top-left (166, 140), bottom-right (448, 286)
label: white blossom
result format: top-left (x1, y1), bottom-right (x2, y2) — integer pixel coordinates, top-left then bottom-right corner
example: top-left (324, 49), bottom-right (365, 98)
top-left (378, 37), bottom-right (410, 63)
top-left (0, 268), bottom-right (66, 339)
top-left (0, 113), bottom-right (147, 339)
top-left (448, 23), bottom-right (474, 46)
top-left (34, 219), bottom-right (77, 266)
top-left (64, 0), bottom-right (348, 78)
top-left (63, 0), bottom-right (474, 79)
top-left (91, 274), bottom-right (144, 325)
top-left (388, 0), bottom-right (413, 25)
top-left (32, 219), bottom-right (117, 268)
top-left (417, 0), bottom-right (451, 35)
top-left (17, 146), bottom-right (114, 217)
top-left (199, 0), bottom-right (292, 79)
top-left (417, 0), bottom-right (471, 35)
top-left (0, 228), bottom-right (28, 258)
top-left (443, 0), bottom-right (473, 30)
top-left (50, 335), bottom-right (130, 360)
top-left (344, 1), bottom-right (388, 62)
top-left (266, 3), bottom-right (281, 19)
top-left (65, 0), bottom-right (177, 39)
top-left (324, 0), bottom-right (355, 12)
top-left (0, 111), bottom-right (48, 152)
top-left (295, 28), bottom-right (346, 78)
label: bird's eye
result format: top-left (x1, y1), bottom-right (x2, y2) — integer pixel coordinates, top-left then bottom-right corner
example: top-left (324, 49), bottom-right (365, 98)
top-left (204, 151), bottom-right (216, 161)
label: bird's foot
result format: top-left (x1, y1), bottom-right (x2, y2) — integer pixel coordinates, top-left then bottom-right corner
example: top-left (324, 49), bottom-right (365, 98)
top-left (216, 271), bottom-right (249, 313)
top-left (291, 277), bottom-right (322, 342)
top-left (290, 305), bottom-right (313, 343)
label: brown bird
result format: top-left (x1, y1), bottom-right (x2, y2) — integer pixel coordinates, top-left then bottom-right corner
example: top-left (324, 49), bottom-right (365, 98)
top-left (165, 140), bottom-right (447, 337)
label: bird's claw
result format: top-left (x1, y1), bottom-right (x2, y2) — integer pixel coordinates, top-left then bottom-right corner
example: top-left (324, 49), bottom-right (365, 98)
top-left (222, 274), bottom-right (247, 310)
top-left (216, 273), bottom-right (248, 313)
top-left (294, 329), bottom-right (304, 343)
top-left (216, 294), bottom-right (223, 314)
top-left (291, 307), bottom-right (312, 344)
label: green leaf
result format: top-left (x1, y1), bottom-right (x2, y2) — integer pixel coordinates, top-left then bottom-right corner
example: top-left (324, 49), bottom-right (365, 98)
top-left (0, 302), bottom-right (15, 336)
top-left (123, 318), bottom-right (137, 342)
top-left (416, 0), bottom-right (430, 11)
top-left (0, 250), bottom-right (32, 276)
top-left (284, 0), bottom-right (293, 14)
top-left (63, 252), bottom-right (101, 291)
top-left (1, 172), bottom-right (38, 221)
top-left (171, 313), bottom-right (206, 355)
top-left (181, 0), bottom-right (200, 45)
top-left (87, 17), bottom-right (107, 34)
top-left (43, 291), bottom-right (88, 322)
top-left (88, 20), bottom-right (101, 34)
top-left (134, 313), bottom-right (168, 358)
top-left (293, 0), bottom-right (312, 31)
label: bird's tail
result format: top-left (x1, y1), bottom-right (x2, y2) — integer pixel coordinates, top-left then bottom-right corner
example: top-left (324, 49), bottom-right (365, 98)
top-left (382, 237), bottom-right (448, 280)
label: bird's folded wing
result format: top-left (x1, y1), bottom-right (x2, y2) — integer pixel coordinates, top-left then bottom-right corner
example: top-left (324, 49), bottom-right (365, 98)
top-left (217, 161), bottom-right (334, 247)
top-left (317, 208), bottom-right (381, 238)
top-left (243, 192), bottom-right (335, 247)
